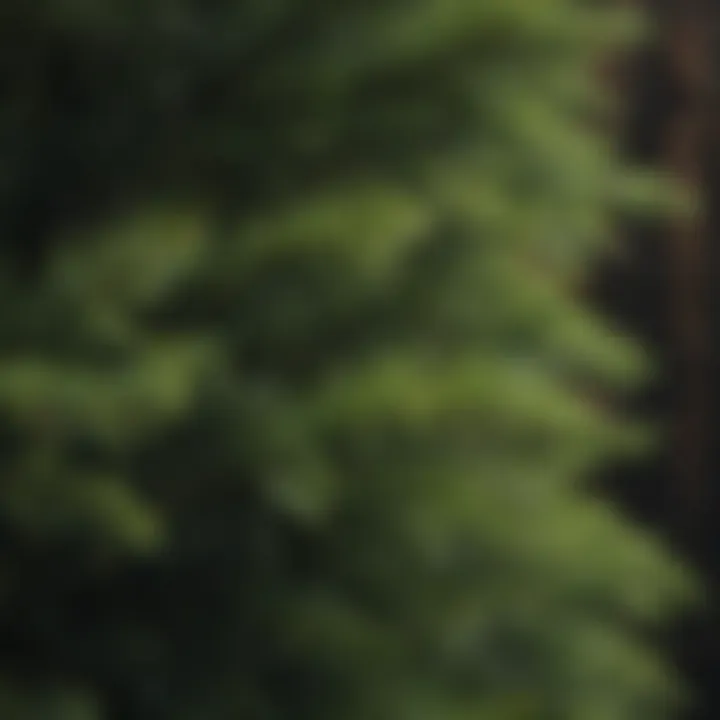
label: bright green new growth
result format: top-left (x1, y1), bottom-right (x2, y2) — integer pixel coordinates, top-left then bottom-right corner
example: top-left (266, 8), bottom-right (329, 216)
top-left (0, 1), bottom-right (692, 718)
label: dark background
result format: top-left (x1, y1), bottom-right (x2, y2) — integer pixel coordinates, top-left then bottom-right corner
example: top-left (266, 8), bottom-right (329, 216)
top-left (594, 0), bottom-right (720, 716)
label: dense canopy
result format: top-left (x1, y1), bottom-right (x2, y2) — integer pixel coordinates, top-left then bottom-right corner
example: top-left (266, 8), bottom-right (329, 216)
top-left (0, 2), bottom-right (692, 719)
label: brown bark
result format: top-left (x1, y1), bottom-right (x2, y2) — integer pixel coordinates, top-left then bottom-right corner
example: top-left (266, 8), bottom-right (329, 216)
top-left (662, 4), bottom-right (712, 531)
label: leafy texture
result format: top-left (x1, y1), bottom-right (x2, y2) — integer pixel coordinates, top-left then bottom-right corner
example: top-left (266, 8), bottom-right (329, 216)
top-left (0, 1), bottom-right (692, 719)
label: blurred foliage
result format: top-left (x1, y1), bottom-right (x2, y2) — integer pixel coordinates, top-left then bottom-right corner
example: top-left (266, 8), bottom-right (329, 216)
top-left (0, 1), bottom-right (694, 719)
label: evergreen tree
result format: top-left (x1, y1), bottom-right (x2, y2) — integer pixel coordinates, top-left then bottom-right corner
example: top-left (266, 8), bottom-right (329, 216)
top-left (0, 1), bottom-right (693, 719)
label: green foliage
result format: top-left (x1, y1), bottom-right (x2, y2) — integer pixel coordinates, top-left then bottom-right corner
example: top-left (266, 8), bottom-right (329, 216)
top-left (0, 1), bottom-right (693, 719)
